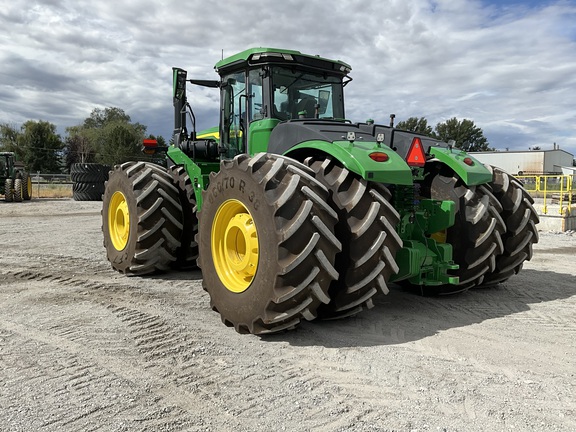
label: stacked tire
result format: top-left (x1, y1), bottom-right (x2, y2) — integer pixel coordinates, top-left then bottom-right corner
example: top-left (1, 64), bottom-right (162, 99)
top-left (71, 163), bottom-right (111, 201)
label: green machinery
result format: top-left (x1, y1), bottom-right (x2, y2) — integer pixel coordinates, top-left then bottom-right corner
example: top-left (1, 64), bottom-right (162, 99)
top-left (102, 48), bottom-right (539, 334)
top-left (1, 152), bottom-right (32, 202)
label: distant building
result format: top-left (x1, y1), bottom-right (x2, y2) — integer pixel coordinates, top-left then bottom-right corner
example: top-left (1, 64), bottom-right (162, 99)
top-left (469, 148), bottom-right (575, 176)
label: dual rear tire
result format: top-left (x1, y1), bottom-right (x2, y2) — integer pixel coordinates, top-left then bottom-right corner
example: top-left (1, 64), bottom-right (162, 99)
top-left (3, 173), bottom-right (32, 202)
top-left (423, 164), bottom-right (538, 293)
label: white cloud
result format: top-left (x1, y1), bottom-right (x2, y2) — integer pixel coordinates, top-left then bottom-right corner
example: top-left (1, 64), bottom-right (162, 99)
top-left (1, 0), bottom-right (575, 155)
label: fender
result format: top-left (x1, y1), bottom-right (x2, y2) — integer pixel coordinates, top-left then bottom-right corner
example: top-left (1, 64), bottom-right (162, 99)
top-left (428, 147), bottom-right (493, 185)
top-left (285, 140), bottom-right (413, 185)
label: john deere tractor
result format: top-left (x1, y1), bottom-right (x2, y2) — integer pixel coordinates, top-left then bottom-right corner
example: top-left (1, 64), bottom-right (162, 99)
top-left (1, 152), bottom-right (32, 202)
top-left (102, 48), bottom-right (539, 334)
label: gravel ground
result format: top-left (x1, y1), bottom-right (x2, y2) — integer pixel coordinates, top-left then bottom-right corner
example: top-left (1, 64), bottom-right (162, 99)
top-left (0, 198), bottom-right (575, 432)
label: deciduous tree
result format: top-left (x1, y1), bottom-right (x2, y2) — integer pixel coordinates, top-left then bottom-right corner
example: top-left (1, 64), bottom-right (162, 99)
top-left (17, 120), bottom-right (64, 172)
top-left (433, 117), bottom-right (492, 152)
top-left (396, 117), bottom-right (434, 137)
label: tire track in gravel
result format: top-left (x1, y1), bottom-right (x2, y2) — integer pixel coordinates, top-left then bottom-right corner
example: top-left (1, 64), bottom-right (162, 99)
top-left (0, 265), bottom-right (379, 431)
top-left (0, 265), bottom-right (241, 429)
top-left (0, 325), bottom-right (166, 431)
top-left (0, 291), bottom-right (245, 430)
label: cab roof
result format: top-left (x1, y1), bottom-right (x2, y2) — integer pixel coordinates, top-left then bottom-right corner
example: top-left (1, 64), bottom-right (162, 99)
top-left (214, 47), bottom-right (352, 76)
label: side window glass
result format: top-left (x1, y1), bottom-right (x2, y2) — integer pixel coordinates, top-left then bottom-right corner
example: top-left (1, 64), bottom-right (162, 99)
top-left (222, 71), bottom-right (246, 156)
top-left (273, 86), bottom-right (289, 120)
top-left (248, 69), bottom-right (263, 121)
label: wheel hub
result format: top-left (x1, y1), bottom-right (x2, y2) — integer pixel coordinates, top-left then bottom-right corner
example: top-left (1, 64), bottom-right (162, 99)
top-left (212, 200), bottom-right (259, 293)
top-left (109, 191), bottom-right (130, 251)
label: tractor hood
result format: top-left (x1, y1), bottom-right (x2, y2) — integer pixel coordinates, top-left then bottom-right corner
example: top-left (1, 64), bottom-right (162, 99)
top-left (267, 119), bottom-right (449, 160)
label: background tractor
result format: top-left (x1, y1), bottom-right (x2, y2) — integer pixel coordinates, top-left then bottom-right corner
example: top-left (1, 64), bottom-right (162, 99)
top-left (1, 152), bottom-right (32, 202)
top-left (102, 48), bottom-right (539, 334)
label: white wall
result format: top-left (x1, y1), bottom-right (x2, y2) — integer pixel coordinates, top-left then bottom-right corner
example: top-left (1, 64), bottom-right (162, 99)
top-left (470, 150), bottom-right (574, 175)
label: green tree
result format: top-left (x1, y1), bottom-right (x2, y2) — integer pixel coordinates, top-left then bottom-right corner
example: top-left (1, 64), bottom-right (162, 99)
top-left (83, 107), bottom-right (131, 129)
top-left (433, 117), bottom-right (492, 152)
top-left (396, 117), bottom-right (434, 136)
top-left (17, 120), bottom-right (64, 172)
top-left (64, 107), bottom-right (147, 167)
top-left (152, 135), bottom-right (167, 147)
top-left (0, 123), bottom-right (20, 154)
top-left (99, 122), bottom-right (144, 166)
top-left (63, 125), bottom-right (97, 170)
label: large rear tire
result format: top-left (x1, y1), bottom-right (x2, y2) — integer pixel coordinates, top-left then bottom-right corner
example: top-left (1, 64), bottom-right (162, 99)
top-left (169, 165), bottom-right (199, 270)
top-left (102, 161), bottom-right (184, 275)
top-left (305, 157), bottom-right (402, 319)
top-left (481, 166), bottom-right (539, 285)
top-left (13, 178), bottom-right (23, 202)
top-left (198, 153), bottom-right (341, 334)
top-left (4, 178), bottom-right (13, 202)
top-left (424, 171), bottom-right (505, 293)
top-left (21, 173), bottom-right (32, 200)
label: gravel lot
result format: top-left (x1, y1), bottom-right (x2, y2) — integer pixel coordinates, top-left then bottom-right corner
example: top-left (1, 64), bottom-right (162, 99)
top-left (1, 199), bottom-right (575, 431)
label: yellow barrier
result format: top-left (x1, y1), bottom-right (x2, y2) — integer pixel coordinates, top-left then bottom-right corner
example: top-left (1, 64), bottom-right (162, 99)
top-left (516, 175), bottom-right (574, 215)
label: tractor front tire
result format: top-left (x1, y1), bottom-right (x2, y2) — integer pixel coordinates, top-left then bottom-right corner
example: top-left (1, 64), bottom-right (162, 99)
top-left (4, 178), bottom-right (13, 202)
top-left (481, 166), bottom-right (539, 285)
top-left (198, 153), bottom-right (341, 334)
top-left (305, 157), bottom-right (402, 319)
top-left (102, 161), bottom-right (184, 275)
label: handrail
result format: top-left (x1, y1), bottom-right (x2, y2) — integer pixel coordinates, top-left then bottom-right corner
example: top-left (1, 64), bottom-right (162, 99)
top-left (516, 174), bottom-right (574, 215)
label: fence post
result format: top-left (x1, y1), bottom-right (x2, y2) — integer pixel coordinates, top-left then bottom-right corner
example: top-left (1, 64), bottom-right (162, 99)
top-left (542, 176), bottom-right (547, 214)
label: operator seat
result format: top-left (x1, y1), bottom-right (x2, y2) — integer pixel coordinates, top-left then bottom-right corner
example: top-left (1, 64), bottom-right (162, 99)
top-left (295, 97), bottom-right (317, 118)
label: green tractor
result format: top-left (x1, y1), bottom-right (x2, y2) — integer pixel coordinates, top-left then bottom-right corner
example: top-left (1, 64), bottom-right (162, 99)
top-left (102, 48), bottom-right (539, 334)
top-left (1, 152), bottom-right (32, 202)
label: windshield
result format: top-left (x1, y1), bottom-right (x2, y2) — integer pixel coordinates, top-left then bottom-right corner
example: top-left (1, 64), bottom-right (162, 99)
top-left (271, 67), bottom-right (344, 120)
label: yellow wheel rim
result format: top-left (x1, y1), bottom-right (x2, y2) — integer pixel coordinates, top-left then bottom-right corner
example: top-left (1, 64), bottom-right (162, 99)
top-left (108, 191), bottom-right (130, 251)
top-left (212, 199), bottom-right (259, 293)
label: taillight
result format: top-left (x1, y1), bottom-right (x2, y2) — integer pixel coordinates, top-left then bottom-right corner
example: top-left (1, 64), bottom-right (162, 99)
top-left (406, 137), bottom-right (426, 167)
top-left (369, 152), bottom-right (389, 162)
top-left (142, 139), bottom-right (158, 155)
top-left (463, 157), bottom-right (474, 166)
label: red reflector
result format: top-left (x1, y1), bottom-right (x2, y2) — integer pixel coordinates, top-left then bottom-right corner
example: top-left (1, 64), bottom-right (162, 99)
top-left (406, 137), bottom-right (426, 167)
top-left (463, 157), bottom-right (474, 166)
top-left (369, 152), bottom-right (389, 162)
top-left (143, 139), bottom-right (158, 147)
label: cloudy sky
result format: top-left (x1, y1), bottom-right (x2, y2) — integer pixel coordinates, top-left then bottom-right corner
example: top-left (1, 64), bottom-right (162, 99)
top-left (1, 0), bottom-right (575, 156)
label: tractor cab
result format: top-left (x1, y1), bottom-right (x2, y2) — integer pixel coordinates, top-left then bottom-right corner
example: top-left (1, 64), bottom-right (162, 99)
top-left (172, 49), bottom-right (351, 161)
top-left (216, 49), bottom-right (349, 158)
top-left (1, 152), bottom-right (15, 178)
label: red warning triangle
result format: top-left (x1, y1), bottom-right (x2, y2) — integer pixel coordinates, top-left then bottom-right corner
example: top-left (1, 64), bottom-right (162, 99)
top-left (406, 137), bottom-right (426, 167)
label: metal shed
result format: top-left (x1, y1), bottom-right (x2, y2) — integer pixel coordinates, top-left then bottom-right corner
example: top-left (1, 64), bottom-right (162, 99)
top-left (469, 149), bottom-right (574, 175)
